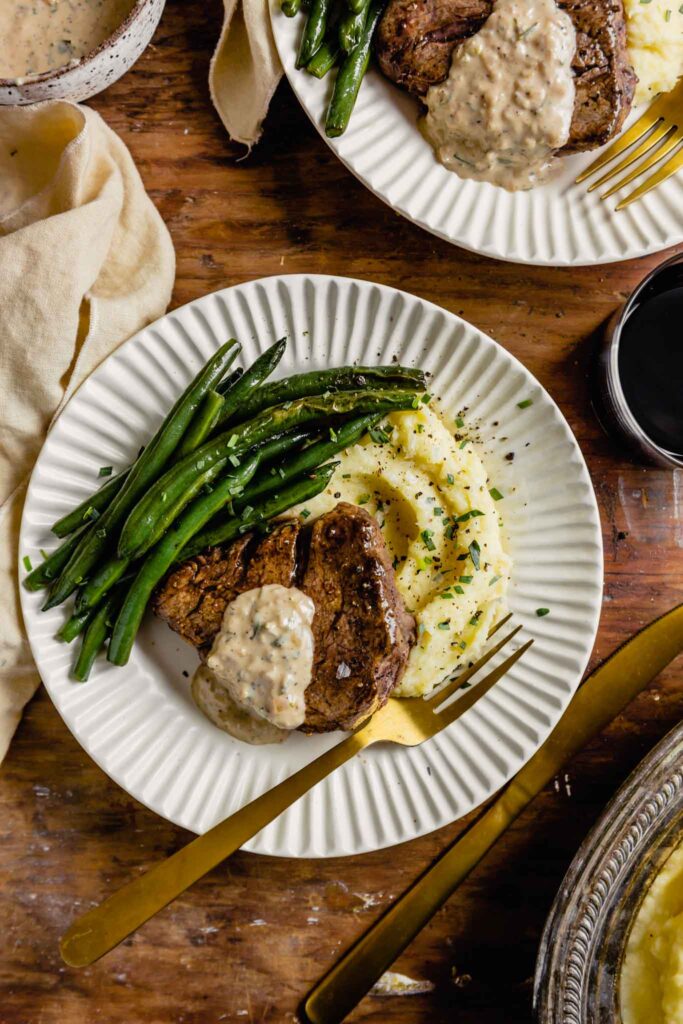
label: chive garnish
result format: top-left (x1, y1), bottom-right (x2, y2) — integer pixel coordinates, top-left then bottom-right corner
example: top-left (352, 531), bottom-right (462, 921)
top-left (300, 509), bottom-right (311, 519)
top-left (454, 585), bottom-right (465, 595)
top-left (459, 575), bottom-right (473, 584)
top-left (454, 509), bottom-right (484, 523)
top-left (459, 439), bottom-right (469, 449)
top-left (228, 454), bottom-right (241, 467)
top-left (98, 466), bottom-right (113, 477)
top-left (437, 621), bottom-right (450, 630)
top-left (469, 540), bottom-right (481, 570)
top-left (536, 607), bottom-right (550, 617)
top-left (23, 555), bottom-right (32, 572)
top-left (421, 529), bottom-right (436, 552)
top-left (489, 575), bottom-right (501, 587)
top-left (358, 493), bottom-right (371, 505)
top-left (446, 473), bottom-right (455, 485)
top-left (517, 398), bottom-right (533, 409)
top-left (455, 417), bottom-right (464, 429)
top-left (489, 487), bottom-right (504, 501)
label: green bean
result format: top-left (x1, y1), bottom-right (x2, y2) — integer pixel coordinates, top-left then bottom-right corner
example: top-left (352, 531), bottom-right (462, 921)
top-left (326, 0), bottom-right (384, 138)
top-left (75, 429), bottom-right (316, 614)
top-left (54, 371), bottom-right (242, 540)
top-left (44, 340), bottom-right (240, 611)
top-left (236, 412), bottom-right (379, 504)
top-left (51, 472), bottom-right (129, 538)
top-left (281, 0), bottom-right (301, 15)
top-left (216, 367), bottom-right (244, 396)
top-left (58, 606), bottom-right (95, 644)
top-left (190, 413), bottom-right (378, 544)
top-left (72, 589), bottom-right (125, 682)
top-left (181, 464), bottom-right (337, 561)
top-left (117, 388), bottom-right (421, 561)
top-left (214, 339), bottom-right (287, 429)
top-left (307, 39), bottom-right (340, 77)
top-left (176, 390), bottom-right (224, 460)
top-left (108, 458), bottom-right (262, 666)
top-left (339, 0), bottom-right (368, 52)
top-left (347, 0), bottom-right (366, 12)
top-left (296, 0), bottom-right (333, 67)
top-left (23, 526), bottom-right (90, 591)
top-left (232, 365), bottom-right (425, 424)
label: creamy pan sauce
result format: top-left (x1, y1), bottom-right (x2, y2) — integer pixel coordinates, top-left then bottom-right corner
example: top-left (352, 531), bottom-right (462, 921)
top-left (206, 584), bottom-right (315, 733)
top-left (423, 0), bottom-right (576, 191)
top-left (0, 0), bottom-right (137, 79)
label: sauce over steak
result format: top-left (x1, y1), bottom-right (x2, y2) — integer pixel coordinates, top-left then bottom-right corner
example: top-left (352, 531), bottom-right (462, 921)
top-left (153, 503), bottom-right (416, 733)
top-left (375, 0), bottom-right (636, 152)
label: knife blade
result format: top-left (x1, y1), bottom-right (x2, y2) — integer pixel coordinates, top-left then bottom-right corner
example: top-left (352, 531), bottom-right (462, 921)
top-left (304, 603), bottom-right (683, 1024)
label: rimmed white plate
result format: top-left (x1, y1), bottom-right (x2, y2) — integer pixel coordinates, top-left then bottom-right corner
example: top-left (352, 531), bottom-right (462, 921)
top-left (269, 4), bottom-right (683, 266)
top-left (20, 275), bottom-right (603, 857)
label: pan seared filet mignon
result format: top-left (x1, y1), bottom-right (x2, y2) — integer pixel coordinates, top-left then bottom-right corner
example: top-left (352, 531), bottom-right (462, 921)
top-left (153, 503), bottom-right (416, 733)
top-left (375, 0), bottom-right (637, 152)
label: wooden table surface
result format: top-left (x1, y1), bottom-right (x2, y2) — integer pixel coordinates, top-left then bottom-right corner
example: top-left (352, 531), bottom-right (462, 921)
top-left (2, 2), bottom-right (683, 1021)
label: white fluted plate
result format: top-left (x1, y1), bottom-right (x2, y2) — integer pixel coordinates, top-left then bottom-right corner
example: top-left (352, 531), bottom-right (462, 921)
top-left (20, 275), bottom-right (602, 856)
top-left (269, 4), bottom-right (683, 266)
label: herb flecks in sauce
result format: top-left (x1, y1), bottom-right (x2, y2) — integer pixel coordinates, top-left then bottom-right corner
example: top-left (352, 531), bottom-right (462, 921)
top-left (0, 0), bottom-right (137, 79)
top-left (423, 0), bottom-right (576, 191)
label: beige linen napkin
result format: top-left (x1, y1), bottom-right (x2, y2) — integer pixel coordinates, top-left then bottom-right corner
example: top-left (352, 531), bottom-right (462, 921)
top-left (0, 100), bottom-right (175, 764)
top-left (210, 0), bottom-right (283, 147)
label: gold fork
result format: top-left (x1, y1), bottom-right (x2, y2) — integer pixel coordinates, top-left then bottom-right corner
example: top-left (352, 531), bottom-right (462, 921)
top-left (576, 78), bottom-right (683, 209)
top-left (60, 614), bottom-right (532, 968)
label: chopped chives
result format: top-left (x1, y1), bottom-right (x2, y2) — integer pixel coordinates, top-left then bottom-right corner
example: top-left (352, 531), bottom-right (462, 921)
top-left (446, 473), bottom-right (455, 485)
top-left (22, 555), bottom-right (32, 572)
top-left (228, 454), bottom-right (241, 467)
top-left (489, 487), bottom-right (504, 501)
top-left (421, 529), bottom-right (436, 551)
top-left (357, 493), bottom-right (371, 505)
top-left (98, 466), bottom-right (113, 477)
top-left (454, 585), bottom-right (465, 595)
top-left (517, 398), bottom-right (533, 409)
top-left (459, 575), bottom-right (473, 584)
top-left (437, 621), bottom-right (450, 630)
top-left (459, 439), bottom-right (469, 449)
top-left (300, 508), bottom-right (311, 519)
top-left (489, 575), bottom-right (501, 587)
top-left (469, 539), bottom-right (481, 570)
top-left (455, 417), bottom-right (464, 428)
top-left (536, 607), bottom-right (550, 617)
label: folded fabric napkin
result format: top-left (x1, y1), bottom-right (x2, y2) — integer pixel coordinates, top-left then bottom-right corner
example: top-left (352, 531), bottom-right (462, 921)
top-left (210, 0), bottom-right (283, 147)
top-left (0, 100), bottom-right (175, 764)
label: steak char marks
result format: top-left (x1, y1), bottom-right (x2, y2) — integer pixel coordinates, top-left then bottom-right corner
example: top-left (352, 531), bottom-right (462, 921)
top-left (153, 503), bottom-right (416, 733)
top-left (375, 0), bottom-right (636, 152)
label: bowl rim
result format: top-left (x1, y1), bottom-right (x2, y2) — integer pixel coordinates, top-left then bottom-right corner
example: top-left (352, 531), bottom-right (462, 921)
top-left (533, 719), bottom-right (683, 1023)
top-left (601, 250), bottom-right (683, 469)
top-left (0, 0), bottom-right (159, 89)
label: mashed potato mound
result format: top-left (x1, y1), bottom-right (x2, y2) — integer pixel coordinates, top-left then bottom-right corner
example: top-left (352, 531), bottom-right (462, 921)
top-left (621, 842), bottom-right (683, 1024)
top-left (625, 0), bottom-right (683, 103)
top-left (293, 405), bottom-right (511, 697)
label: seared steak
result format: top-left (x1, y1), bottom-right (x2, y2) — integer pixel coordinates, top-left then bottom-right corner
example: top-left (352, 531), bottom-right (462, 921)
top-left (375, 0), bottom-right (636, 152)
top-left (153, 503), bottom-right (416, 733)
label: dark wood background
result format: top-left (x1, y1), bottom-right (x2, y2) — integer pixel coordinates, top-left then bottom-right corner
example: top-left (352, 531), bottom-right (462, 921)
top-left (2, 1), bottom-right (682, 1021)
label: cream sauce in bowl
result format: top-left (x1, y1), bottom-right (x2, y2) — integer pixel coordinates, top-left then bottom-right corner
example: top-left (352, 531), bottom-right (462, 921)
top-left (205, 584), bottom-right (316, 735)
top-left (423, 0), bottom-right (576, 191)
top-left (0, 0), bottom-right (138, 79)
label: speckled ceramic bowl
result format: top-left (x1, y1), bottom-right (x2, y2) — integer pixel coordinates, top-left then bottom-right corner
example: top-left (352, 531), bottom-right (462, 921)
top-left (533, 721), bottom-right (683, 1023)
top-left (0, 0), bottom-right (165, 105)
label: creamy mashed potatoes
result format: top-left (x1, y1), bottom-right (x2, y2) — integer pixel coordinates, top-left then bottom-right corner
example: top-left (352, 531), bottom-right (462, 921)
top-left (293, 405), bottom-right (511, 697)
top-left (621, 842), bottom-right (683, 1024)
top-left (625, 0), bottom-right (683, 103)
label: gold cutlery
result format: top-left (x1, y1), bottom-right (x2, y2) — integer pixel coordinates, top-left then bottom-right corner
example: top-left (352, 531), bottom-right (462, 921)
top-left (60, 614), bottom-right (531, 968)
top-left (304, 602), bottom-right (683, 1024)
top-left (576, 78), bottom-right (683, 209)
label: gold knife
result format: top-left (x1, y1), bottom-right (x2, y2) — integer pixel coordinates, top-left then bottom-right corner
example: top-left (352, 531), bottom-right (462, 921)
top-left (304, 603), bottom-right (683, 1024)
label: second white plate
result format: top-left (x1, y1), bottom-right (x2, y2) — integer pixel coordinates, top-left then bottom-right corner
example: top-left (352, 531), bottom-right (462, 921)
top-left (270, 4), bottom-right (683, 266)
top-left (20, 275), bottom-right (603, 856)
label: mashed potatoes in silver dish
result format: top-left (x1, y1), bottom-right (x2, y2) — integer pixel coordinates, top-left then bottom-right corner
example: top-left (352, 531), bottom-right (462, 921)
top-left (621, 840), bottom-right (683, 1024)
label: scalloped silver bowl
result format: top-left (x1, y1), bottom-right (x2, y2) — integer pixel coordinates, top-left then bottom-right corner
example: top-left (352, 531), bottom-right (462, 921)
top-left (534, 721), bottom-right (683, 1023)
top-left (0, 0), bottom-right (165, 105)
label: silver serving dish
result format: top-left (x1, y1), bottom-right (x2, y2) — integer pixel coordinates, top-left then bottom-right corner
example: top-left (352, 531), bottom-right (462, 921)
top-left (534, 721), bottom-right (683, 1023)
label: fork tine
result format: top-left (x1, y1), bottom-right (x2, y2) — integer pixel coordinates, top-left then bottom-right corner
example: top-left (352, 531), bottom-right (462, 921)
top-left (435, 639), bottom-right (534, 731)
top-left (615, 142), bottom-right (683, 209)
top-left (587, 122), bottom-right (673, 191)
top-left (602, 131), bottom-right (682, 199)
top-left (575, 111), bottom-right (663, 183)
top-left (487, 611), bottom-right (513, 639)
top-left (427, 623), bottom-right (523, 709)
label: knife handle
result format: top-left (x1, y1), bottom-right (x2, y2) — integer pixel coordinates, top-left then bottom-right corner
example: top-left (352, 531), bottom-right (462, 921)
top-left (304, 783), bottom-right (530, 1024)
top-left (60, 729), bottom-right (367, 968)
